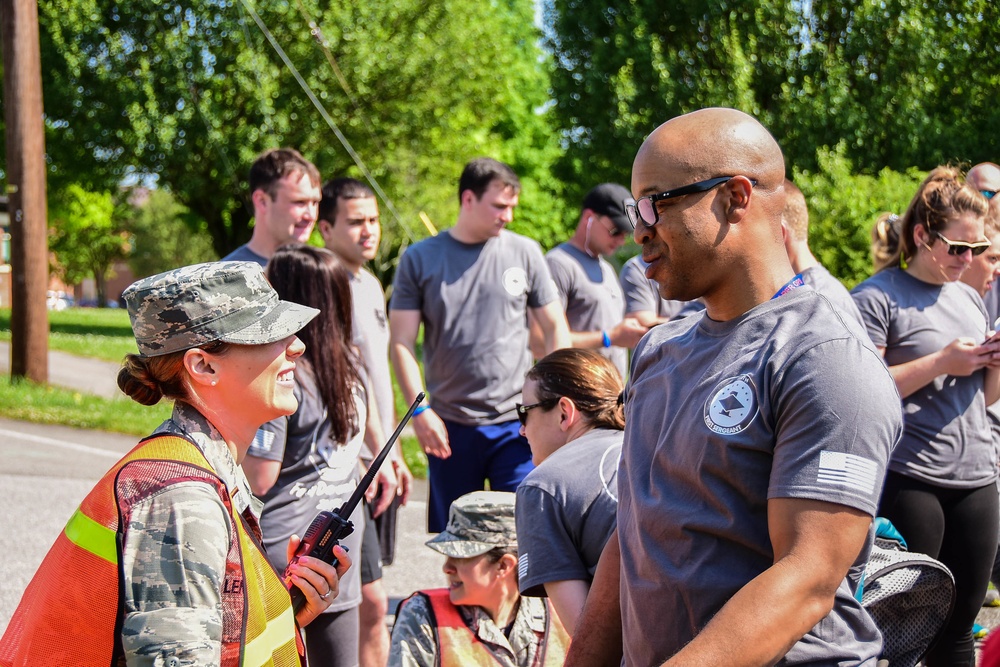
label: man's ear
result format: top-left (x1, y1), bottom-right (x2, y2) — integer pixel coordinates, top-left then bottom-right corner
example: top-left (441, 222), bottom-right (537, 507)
top-left (460, 189), bottom-right (477, 209)
top-left (724, 176), bottom-right (755, 224)
top-left (184, 348), bottom-right (217, 387)
top-left (251, 188), bottom-right (271, 212)
top-left (318, 219), bottom-right (334, 242)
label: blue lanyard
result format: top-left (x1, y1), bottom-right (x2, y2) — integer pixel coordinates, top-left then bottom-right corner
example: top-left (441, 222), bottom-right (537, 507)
top-left (771, 274), bottom-right (805, 300)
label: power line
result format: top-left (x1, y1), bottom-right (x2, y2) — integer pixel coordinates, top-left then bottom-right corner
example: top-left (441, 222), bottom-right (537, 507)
top-left (237, 0), bottom-right (419, 243)
top-left (291, 0), bottom-right (389, 158)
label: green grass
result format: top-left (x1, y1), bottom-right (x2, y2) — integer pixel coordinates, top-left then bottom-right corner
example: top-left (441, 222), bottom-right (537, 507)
top-left (0, 307), bottom-right (137, 362)
top-left (0, 377), bottom-right (169, 435)
top-left (0, 306), bottom-right (429, 478)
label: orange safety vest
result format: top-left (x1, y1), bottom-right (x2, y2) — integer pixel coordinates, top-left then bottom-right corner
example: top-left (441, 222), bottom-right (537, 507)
top-left (420, 588), bottom-right (570, 667)
top-left (0, 434), bottom-right (300, 667)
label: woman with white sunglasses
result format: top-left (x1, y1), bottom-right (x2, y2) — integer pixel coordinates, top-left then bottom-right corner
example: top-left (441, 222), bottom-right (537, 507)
top-left (852, 166), bottom-right (999, 666)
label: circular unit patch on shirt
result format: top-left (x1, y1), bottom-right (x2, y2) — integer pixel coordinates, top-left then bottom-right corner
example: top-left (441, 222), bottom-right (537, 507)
top-left (502, 267), bottom-right (529, 296)
top-left (703, 374), bottom-right (759, 435)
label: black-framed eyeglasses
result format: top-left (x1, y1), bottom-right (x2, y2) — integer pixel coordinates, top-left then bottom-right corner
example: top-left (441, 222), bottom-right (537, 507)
top-left (604, 221), bottom-right (625, 238)
top-left (932, 231), bottom-right (992, 256)
top-left (624, 176), bottom-right (757, 229)
top-left (515, 399), bottom-right (558, 426)
top-left (981, 190), bottom-right (998, 200)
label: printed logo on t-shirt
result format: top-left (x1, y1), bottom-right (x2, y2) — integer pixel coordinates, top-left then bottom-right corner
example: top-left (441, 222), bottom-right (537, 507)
top-left (600, 443), bottom-right (622, 501)
top-left (502, 267), bottom-right (529, 296)
top-left (518, 553), bottom-right (530, 580)
top-left (374, 308), bottom-right (387, 330)
top-left (816, 451), bottom-right (878, 494)
top-left (704, 374), bottom-right (759, 435)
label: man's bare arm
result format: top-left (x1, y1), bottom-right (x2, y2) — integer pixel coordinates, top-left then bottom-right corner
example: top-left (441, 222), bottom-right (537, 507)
top-left (565, 528), bottom-right (623, 667)
top-left (530, 301), bottom-right (571, 354)
top-left (388, 309), bottom-right (451, 459)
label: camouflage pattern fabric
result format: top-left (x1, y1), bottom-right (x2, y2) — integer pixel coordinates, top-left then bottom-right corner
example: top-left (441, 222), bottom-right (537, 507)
top-left (425, 491), bottom-right (518, 558)
top-left (389, 593), bottom-right (550, 667)
top-left (123, 261), bottom-right (318, 357)
top-left (119, 402), bottom-right (261, 665)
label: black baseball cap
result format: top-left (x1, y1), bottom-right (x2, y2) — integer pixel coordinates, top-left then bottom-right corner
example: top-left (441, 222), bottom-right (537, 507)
top-left (582, 183), bottom-right (633, 234)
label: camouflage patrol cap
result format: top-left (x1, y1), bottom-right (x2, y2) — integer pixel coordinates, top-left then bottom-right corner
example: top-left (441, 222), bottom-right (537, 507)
top-left (425, 491), bottom-right (518, 558)
top-left (123, 261), bottom-right (319, 357)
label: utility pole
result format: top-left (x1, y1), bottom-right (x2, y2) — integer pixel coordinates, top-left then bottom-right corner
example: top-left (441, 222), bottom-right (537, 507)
top-left (1, 0), bottom-right (49, 383)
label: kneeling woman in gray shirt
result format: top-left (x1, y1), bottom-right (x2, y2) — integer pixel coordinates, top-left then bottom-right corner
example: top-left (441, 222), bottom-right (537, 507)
top-left (513, 348), bottom-right (623, 634)
top-left (852, 166), bottom-right (999, 667)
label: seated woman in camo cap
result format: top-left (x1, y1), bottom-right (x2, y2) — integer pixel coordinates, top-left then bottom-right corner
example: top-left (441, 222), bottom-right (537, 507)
top-left (389, 491), bottom-right (570, 667)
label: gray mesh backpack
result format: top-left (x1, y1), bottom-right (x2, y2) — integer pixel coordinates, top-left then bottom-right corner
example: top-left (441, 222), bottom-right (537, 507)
top-left (861, 537), bottom-right (955, 667)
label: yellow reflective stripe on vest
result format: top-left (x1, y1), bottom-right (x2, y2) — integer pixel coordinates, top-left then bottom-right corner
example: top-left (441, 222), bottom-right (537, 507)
top-left (64, 507), bottom-right (117, 565)
top-left (242, 603), bottom-right (297, 666)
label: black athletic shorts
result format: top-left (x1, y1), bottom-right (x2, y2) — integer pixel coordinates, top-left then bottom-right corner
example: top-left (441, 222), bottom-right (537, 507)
top-left (359, 502), bottom-right (383, 585)
top-left (374, 493), bottom-right (401, 566)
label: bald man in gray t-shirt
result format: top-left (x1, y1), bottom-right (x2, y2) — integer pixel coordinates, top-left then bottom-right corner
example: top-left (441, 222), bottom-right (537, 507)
top-left (568, 109), bottom-right (902, 667)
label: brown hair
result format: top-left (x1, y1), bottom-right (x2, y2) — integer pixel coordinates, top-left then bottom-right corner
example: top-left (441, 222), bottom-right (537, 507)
top-left (249, 148), bottom-right (320, 199)
top-left (986, 207), bottom-right (1000, 239)
top-left (458, 157), bottom-right (520, 203)
top-left (871, 165), bottom-right (988, 273)
top-left (267, 244), bottom-right (362, 444)
top-left (118, 340), bottom-right (228, 406)
top-left (319, 177), bottom-right (376, 226)
top-left (782, 179), bottom-right (809, 242)
top-left (525, 348), bottom-right (624, 431)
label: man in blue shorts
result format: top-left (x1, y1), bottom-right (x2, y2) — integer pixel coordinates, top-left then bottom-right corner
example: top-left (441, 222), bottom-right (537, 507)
top-left (567, 108), bottom-right (902, 666)
top-left (389, 157), bottom-right (570, 532)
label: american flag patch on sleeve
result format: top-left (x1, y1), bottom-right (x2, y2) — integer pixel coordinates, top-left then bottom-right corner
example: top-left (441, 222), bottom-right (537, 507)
top-left (251, 429), bottom-right (276, 453)
top-left (816, 451), bottom-right (878, 494)
top-left (518, 553), bottom-right (529, 581)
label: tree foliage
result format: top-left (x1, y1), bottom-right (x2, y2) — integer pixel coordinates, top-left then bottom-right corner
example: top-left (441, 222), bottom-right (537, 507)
top-left (794, 145), bottom-right (924, 287)
top-left (544, 0), bottom-right (1000, 188)
top-left (28, 0), bottom-right (571, 260)
top-left (122, 188), bottom-right (217, 279)
top-left (48, 184), bottom-right (129, 306)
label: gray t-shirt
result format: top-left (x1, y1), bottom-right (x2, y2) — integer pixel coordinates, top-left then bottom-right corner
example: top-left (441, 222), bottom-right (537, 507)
top-left (801, 264), bottom-right (865, 327)
top-left (984, 279), bottom-right (1000, 330)
top-left (618, 254), bottom-right (687, 320)
top-left (619, 287), bottom-right (901, 666)
top-left (390, 230), bottom-right (559, 424)
top-left (851, 268), bottom-right (997, 487)
top-left (351, 268), bottom-right (395, 436)
top-left (221, 244), bottom-right (268, 267)
top-left (515, 428), bottom-right (621, 597)
top-left (546, 243), bottom-right (628, 378)
top-left (249, 367), bottom-right (367, 612)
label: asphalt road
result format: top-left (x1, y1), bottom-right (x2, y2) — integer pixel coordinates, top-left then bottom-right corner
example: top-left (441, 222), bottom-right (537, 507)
top-left (0, 417), bottom-right (443, 633)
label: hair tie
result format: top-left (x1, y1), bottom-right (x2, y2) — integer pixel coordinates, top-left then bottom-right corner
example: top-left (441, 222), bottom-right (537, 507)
top-left (888, 213), bottom-right (901, 234)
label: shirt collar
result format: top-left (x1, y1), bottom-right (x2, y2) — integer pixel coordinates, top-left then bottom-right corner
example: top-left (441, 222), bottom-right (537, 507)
top-left (156, 402), bottom-right (264, 518)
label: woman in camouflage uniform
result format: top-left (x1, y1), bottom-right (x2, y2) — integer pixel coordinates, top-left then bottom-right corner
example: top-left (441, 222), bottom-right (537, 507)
top-left (0, 261), bottom-right (349, 667)
top-left (389, 491), bottom-right (569, 667)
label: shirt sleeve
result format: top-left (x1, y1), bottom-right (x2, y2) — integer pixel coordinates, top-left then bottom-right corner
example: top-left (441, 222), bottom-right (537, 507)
top-left (546, 254), bottom-right (572, 311)
top-left (515, 484), bottom-right (590, 596)
top-left (620, 260), bottom-right (657, 315)
top-left (768, 338), bottom-right (902, 516)
top-left (120, 482), bottom-right (232, 667)
top-left (388, 594), bottom-right (438, 667)
top-left (850, 282), bottom-right (892, 348)
top-left (525, 242), bottom-right (560, 309)
top-left (249, 414), bottom-right (289, 463)
top-left (389, 246), bottom-right (423, 312)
